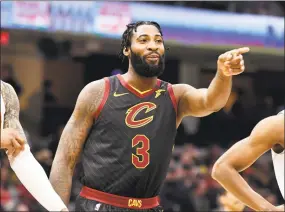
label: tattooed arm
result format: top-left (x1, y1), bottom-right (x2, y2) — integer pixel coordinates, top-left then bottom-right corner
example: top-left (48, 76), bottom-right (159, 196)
top-left (1, 81), bottom-right (68, 211)
top-left (49, 79), bottom-right (106, 205)
top-left (1, 81), bottom-right (25, 155)
top-left (2, 81), bottom-right (26, 138)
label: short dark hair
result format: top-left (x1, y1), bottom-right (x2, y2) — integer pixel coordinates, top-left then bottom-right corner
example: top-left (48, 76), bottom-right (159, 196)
top-left (118, 21), bottom-right (163, 61)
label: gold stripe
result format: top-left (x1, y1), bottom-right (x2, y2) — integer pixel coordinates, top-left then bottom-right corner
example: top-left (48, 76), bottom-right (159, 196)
top-left (129, 85), bottom-right (153, 94)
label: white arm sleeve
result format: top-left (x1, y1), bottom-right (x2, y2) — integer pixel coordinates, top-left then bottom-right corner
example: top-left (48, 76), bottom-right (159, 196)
top-left (9, 144), bottom-right (67, 211)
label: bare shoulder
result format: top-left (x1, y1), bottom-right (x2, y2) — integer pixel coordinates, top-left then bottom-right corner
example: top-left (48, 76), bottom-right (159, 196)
top-left (1, 80), bottom-right (18, 99)
top-left (170, 83), bottom-right (198, 109)
top-left (250, 114), bottom-right (284, 146)
top-left (171, 84), bottom-right (194, 100)
top-left (1, 81), bottom-right (19, 112)
top-left (74, 79), bottom-right (107, 116)
top-left (1, 80), bottom-right (15, 90)
top-left (171, 83), bottom-right (209, 119)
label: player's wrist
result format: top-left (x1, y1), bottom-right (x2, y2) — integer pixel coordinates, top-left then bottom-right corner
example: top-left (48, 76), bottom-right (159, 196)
top-left (216, 69), bottom-right (232, 80)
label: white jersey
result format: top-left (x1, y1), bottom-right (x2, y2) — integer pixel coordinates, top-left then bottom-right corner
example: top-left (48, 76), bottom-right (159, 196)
top-left (1, 93), bottom-right (5, 130)
top-left (271, 110), bottom-right (284, 199)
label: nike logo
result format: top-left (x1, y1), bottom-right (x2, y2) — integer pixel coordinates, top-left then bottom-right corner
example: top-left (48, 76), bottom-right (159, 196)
top-left (114, 92), bottom-right (129, 97)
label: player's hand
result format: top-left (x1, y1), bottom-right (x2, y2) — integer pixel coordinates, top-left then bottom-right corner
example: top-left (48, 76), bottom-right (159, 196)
top-left (217, 47), bottom-right (250, 77)
top-left (1, 128), bottom-right (25, 156)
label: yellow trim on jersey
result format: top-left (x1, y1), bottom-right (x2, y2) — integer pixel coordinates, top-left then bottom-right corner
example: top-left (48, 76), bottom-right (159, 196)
top-left (128, 85), bottom-right (152, 94)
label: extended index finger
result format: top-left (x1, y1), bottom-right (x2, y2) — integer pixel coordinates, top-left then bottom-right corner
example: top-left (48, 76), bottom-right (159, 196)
top-left (236, 47), bottom-right (250, 55)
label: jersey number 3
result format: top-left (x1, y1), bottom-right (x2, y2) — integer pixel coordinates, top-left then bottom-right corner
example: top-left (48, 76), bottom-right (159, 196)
top-left (132, 135), bottom-right (150, 169)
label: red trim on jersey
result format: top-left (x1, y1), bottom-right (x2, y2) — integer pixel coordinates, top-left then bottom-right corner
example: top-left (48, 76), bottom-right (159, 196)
top-left (94, 78), bottom-right (110, 119)
top-left (80, 186), bottom-right (160, 209)
top-left (167, 83), bottom-right (177, 114)
top-left (117, 74), bottom-right (161, 98)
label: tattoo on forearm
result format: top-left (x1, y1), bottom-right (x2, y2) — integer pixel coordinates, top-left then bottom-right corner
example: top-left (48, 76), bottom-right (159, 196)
top-left (1, 81), bottom-right (27, 142)
top-left (49, 80), bottom-right (105, 204)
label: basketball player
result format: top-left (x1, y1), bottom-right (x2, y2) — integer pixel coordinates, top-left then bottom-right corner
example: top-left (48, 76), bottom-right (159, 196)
top-left (0, 81), bottom-right (68, 211)
top-left (212, 110), bottom-right (284, 211)
top-left (50, 21), bottom-right (249, 211)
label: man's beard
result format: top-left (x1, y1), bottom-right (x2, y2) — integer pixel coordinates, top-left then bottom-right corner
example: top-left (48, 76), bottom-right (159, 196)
top-left (130, 50), bottom-right (165, 78)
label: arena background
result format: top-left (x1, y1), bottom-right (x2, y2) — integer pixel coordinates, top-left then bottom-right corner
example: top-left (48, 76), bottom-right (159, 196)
top-left (0, 1), bottom-right (284, 211)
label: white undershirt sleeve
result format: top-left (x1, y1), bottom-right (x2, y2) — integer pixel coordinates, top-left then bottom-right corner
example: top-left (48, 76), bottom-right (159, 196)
top-left (9, 144), bottom-right (67, 211)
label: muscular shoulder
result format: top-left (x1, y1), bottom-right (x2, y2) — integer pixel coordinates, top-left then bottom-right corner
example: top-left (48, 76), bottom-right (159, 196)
top-left (1, 81), bottom-right (17, 97)
top-left (171, 83), bottom-right (208, 118)
top-left (1, 81), bottom-right (19, 111)
top-left (171, 84), bottom-right (190, 99)
top-left (74, 79), bottom-right (106, 117)
top-left (250, 114), bottom-right (284, 146)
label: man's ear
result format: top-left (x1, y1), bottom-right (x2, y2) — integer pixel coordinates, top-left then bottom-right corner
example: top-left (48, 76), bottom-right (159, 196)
top-left (123, 47), bottom-right (130, 56)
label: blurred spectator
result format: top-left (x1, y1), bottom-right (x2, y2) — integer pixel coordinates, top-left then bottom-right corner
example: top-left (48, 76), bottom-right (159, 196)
top-left (192, 177), bottom-right (210, 211)
top-left (48, 125), bottom-right (65, 157)
top-left (14, 203), bottom-right (30, 212)
top-left (41, 80), bottom-right (59, 136)
top-left (43, 80), bottom-right (57, 105)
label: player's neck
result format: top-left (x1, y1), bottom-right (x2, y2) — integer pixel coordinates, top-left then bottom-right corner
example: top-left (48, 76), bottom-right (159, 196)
top-left (123, 69), bottom-right (158, 92)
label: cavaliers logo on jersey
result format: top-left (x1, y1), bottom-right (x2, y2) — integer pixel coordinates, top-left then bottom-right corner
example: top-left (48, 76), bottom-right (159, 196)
top-left (125, 102), bottom-right (157, 128)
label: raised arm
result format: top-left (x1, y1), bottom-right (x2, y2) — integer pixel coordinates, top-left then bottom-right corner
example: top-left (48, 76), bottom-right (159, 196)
top-left (49, 79), bottom-right (106, 205)
top-left (174, 47), bottom-right (249, 118)
top-left (212, 115), bottom-right (284, 211)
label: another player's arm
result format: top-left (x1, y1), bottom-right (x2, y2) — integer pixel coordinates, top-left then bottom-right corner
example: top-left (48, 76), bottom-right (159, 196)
top-left (2, 82), bottom-right (26, 136)
top-left (1, 82), bottom-right (26, 153)
top-left (49, 80), bottom-right (105, 205)
top-left (2, 82), bottom-right (68, 211)
top-left (212, 115), bottom-right (284, 211)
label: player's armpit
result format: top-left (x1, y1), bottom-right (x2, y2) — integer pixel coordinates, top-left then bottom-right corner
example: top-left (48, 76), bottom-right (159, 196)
top-left (2, 81), bottom-right (27, 143)
top-left (49, 79), bottom-right (106, 205)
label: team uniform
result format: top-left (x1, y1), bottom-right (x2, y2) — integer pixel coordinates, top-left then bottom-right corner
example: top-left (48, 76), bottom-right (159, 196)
top-left (1, 93), bottom-right (5, 131)
top-left (271, 110), bottom-right (284, 199)
top-left (76, 75), bottom-right (177, 211)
